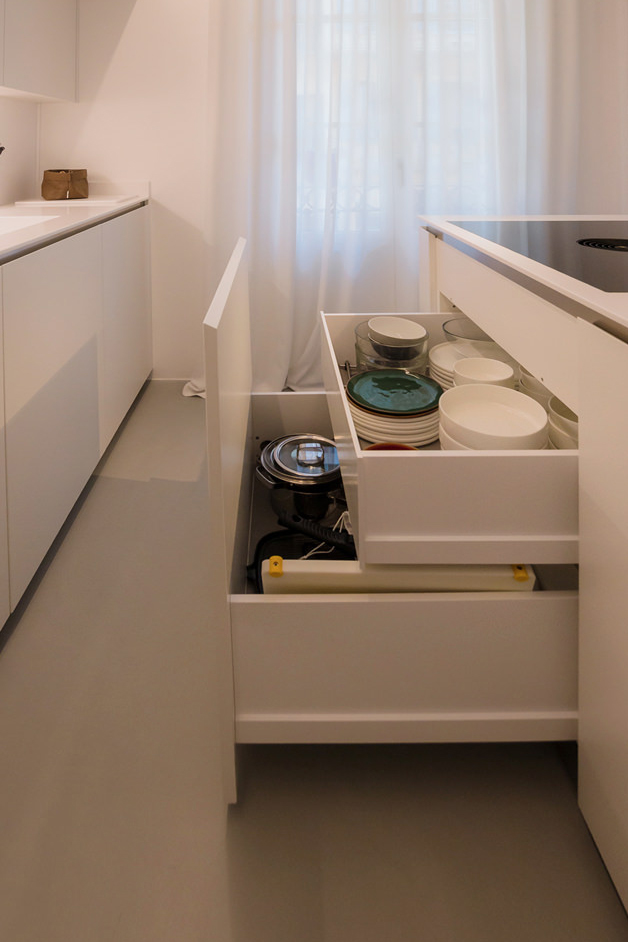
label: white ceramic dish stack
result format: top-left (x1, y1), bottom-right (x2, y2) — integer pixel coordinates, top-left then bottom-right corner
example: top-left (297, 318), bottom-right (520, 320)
top-left (428, 342), bottom-right (464, 389)
top-left (519, 367), bottom-right (553, 409)
top-left (452, 357), bottom-right (516, 388)
top-left (349, 400), bottom-right (440, 446)
top-left (345, 368), bottom-right (442, 447)
top-left (438, 383), bottom-right (549, 450)
top-left (438, 424), bottom-right (472, 450)
top-left (548, 396), bottom-right (578, 449)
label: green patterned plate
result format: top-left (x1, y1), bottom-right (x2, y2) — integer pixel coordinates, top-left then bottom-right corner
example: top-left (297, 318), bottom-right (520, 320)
top-left (346, 369), bottom-right (442, 416)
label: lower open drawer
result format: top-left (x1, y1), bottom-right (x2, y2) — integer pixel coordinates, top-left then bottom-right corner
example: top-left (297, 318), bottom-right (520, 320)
top-left (230, 589), bottom-right (577, 743)
top-left (229, 390), bottom-right (578, 745)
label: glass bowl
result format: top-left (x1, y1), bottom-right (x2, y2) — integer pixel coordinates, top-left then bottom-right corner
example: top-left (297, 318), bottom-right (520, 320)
top-left (354, 319), bottom-right (428, 375)
top-left (441, 316), bottom-right (519, 375)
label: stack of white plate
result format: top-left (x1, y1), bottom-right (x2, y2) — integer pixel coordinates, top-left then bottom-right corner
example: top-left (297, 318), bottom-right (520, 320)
top-left (348, 400), bottom-right (440, 446)
top-left (428, 342), bottom-right (466, 389)
top-left (345, 369), bottom-right (443, 447)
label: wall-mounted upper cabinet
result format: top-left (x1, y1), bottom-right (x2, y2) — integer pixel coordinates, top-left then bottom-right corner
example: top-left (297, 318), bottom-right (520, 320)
top-left (1, 0), bottom-right (77, 102)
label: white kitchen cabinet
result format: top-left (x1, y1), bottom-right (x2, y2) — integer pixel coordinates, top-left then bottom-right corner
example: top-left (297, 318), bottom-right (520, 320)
top-left (3, 227), bottom-right (102, 606)
top-left (2, 0), bottom-right (77, 101)
top-left (205, 239), bottom-right (578, 804)
top-left (0, 205), bottom-right (151, 612)
top-left (578, 319), bottom-right (628, 908)
top-left (0, 270), bottom-right (10, 626)
top-left (99, 207), bottom-right (152, 453)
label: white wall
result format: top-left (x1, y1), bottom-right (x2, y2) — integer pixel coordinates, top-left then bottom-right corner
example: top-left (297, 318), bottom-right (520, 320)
top-left (38, 0), bottom-right (222, 381)
top-left (0, 97), bottom-right (39, 205)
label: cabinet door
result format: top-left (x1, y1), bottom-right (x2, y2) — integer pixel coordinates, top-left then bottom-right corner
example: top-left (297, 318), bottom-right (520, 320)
top-left (578, 318), bottom-right (628, 909)
top-left (99, 208), bottom-right (152, 453)
top-left (3, 227), bottom-right (101, 606)
top-left (204, 238), bottom-right (251, 804)
top-left (0, 271), bottom-right (10, 627)
top-left (3, 0), bottom-right (76, 101)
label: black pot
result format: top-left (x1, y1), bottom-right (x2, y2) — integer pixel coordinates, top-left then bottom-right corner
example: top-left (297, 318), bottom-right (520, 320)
top-left (256, 434), bottom-right (344, 521)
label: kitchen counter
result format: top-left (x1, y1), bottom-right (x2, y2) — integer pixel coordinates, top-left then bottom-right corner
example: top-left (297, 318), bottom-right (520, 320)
top-left (419, 215), bottom-right (628, 335)
top-left (0, 195), bottom-right (147, 263)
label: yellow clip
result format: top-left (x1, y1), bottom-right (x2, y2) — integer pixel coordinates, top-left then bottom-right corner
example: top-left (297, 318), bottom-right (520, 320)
top-left (512, 564), bottom-right (529, 582)
top-left (268, 555), bottom-right (283, 578)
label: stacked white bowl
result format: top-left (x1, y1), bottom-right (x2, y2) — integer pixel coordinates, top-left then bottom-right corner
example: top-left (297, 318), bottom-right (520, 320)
top-left (519, 367), bottom-right (552, 409)
top-left (452, 357), bottom-right (516, 389)
top-left (441, 316), bottom-right (519, 372)
top-left (548, 396), bottom-right (578, 449)
top-left (438, 383), bottom-right (549, 450)
top-left (429, 316), bottom-right (520, 389)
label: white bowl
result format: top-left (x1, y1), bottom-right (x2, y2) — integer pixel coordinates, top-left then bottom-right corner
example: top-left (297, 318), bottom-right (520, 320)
top-left (453, 357), bottom-right (515, 388)
top-left (367, 316), bottom-right (427, 346)
top-left (548, 396), bottom-right (578, 436)
top-left (520, 368), bottom-right (550, 395)
top-left (438, 424), bottom-right (471, 450)
top-left (439, 383), bottom-right (548, 450)
top-left (548, 415), bottom-right (578, 450)
top-left (519, 384), bottom-right (552, 411)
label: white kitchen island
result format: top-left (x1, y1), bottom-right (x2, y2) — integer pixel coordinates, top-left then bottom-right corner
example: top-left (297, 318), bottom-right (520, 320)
top-left (419, 214), bottom-right (628, 911)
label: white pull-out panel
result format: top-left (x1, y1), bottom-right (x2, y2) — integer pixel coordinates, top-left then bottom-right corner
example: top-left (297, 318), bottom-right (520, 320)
top-left (578, 318), bottom-right (628, 910)
top-left (203, 237), bottom-right (252, 804)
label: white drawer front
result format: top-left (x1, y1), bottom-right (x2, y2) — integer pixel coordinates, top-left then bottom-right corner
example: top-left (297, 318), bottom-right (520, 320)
top-left (231, 591), bottom-right (577, 743)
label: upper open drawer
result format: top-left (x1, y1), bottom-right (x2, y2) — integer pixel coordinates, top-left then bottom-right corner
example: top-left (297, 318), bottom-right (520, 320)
top-left (320, 312), bottom-right (578, 566)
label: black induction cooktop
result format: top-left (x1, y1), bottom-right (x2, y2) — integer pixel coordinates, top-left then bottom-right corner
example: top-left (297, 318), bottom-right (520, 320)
top-left (450, 219), bottom-right (628, 293)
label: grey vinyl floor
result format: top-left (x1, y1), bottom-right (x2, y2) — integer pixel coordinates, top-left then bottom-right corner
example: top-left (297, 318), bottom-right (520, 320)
top-left (0, 380), bottom-right (626, 942)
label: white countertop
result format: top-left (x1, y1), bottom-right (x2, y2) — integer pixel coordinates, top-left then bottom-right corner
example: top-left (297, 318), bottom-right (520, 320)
top-left (420, 215), bottom-right (628, 330)
top-left (0, 195), bottom-right (146, 263)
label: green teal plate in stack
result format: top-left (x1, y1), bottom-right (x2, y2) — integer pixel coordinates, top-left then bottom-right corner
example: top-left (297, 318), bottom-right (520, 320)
top-left (346, 369), bottom-right (442, 416)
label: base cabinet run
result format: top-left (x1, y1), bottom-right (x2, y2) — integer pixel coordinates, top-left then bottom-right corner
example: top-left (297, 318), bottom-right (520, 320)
top-left (204, 239), bottom-right (578, 805)
top-left (0, 205), bottom-right (152, 614)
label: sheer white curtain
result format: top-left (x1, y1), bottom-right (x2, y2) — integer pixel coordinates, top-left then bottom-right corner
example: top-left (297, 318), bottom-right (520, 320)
top-left (209, 0), bottom-right (593, 391)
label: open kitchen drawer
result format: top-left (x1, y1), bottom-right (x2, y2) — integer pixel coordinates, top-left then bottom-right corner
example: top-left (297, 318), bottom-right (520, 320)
top-left (204, 239), bottom-right (577, 804)
top-left (321, 313), bottom-right (578, 566)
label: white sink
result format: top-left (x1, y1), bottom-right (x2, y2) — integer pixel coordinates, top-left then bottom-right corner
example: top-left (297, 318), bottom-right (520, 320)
top-left (0, 215), bottom-right (59, 236)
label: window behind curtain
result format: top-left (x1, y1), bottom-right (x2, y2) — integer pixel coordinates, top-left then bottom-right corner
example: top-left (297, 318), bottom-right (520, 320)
top-left (219, 1), bottom-right (538, 389)
top-left (294, 0), bottom-right (505, 246)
